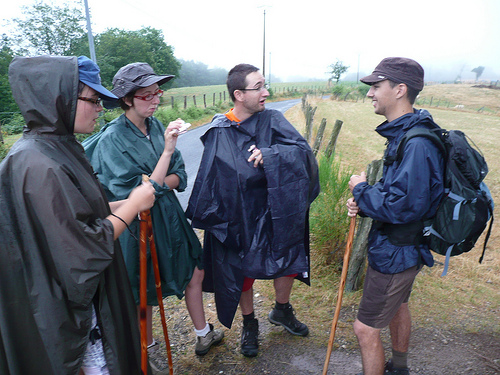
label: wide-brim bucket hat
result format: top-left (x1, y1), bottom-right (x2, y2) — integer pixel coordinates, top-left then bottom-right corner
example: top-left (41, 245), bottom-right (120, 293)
top-left (111, 62), bottom-right (174, 99)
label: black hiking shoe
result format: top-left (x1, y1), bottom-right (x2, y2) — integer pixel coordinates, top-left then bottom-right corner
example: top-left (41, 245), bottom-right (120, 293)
top-left (268, 303), bottom-right (309, 336)
top-left (240, 318), bottom-right (259, 357)
top-left (384, 359), bottom-right (410, 374)
top-left (356, 359), bottom-right (410, 375)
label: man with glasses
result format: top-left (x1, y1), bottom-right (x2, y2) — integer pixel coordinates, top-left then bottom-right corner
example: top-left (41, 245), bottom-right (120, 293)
top-left (187, 63), bottom-right (320, 357)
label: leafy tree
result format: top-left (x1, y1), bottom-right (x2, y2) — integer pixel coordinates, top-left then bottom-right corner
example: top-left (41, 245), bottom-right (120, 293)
top-left (95, 27), bottom-right (180, 88)
top-left (0, 36), bottom-right (18, 117)
top-left (10, 0), bottom-right (86, 56)
top-left (328, 60), bottom-right (349, 84)
top-left (174, 60), bottom-right (227, 87)
top-left (471, 66), bottom-right (485, 81)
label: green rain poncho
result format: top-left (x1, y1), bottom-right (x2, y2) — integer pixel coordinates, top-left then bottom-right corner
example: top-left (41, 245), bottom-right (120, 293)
top-left (0, 56), bottom-right (146, 374)
top-left (83, 114), bottom-right (202, 304)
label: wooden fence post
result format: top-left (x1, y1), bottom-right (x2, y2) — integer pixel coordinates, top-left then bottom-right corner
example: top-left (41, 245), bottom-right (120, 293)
top-left (184, 96), bottom-right (187, 109)
top-left (345, 159), bottom-right (384, 292)
top-left (193, 95), bottom-right (197, 107)
top-left (203, 94), bottom-right (206, 108)
top-left (170, 96), bottom-right (174, 109)
top-left (325, 119), bottom-right (343, 159)
top-left (312, 118), bottom-right (327, 156)
top-left (304, 105), bottom-right (316, 142)
top-left (213, 93), bottom-right (215, 106)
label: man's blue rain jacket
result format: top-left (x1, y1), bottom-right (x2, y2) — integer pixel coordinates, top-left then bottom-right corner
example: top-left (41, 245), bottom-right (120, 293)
top-left (352, 109), bottom-right (445, 274)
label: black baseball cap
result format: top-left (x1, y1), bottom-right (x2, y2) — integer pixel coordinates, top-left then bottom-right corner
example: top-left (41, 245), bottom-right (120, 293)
top-left (360, 57), bottom-right (424, 91)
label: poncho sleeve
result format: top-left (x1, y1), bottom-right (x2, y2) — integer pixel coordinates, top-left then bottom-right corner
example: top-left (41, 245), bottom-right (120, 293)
top-left (84, 116), bottom-right (187, 201)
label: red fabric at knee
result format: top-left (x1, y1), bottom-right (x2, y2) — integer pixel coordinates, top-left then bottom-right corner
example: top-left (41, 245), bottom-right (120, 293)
top-left (242, 277), bottom-right (255, 292)
top-left (242, 274), bottom-right (297, 292)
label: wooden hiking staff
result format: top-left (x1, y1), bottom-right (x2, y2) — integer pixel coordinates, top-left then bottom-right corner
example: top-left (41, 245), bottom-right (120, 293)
top-left (140, 175), bottom-right (174, 375)
top-left (322, 216), bottom-right (356, 375)
top-left (139, 211), bottom-right (148, 374)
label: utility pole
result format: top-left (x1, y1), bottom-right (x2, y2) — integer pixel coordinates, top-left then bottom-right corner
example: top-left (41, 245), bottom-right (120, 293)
top-left (269, 52), bottom-right (272, 86)
top-left (262, 9), bottom-right (266, 77)
top-left (357, 54), bottom-right (360, 82)
top-left (83, 0), bottom-right (96, 62)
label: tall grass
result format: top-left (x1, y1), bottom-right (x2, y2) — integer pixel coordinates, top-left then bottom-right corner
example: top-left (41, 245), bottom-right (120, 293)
top-left (309, 152), bottom-right (353, 264)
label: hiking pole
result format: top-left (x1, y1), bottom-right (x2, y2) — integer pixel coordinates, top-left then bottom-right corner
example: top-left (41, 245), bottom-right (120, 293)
top-left (145, 210), bottom-right (174, 375)
top-left (141, 175), bottom-right (174, 375)
top-left (139, 208), bottom-right (148, 375)
top-left (322, 216), bottom-right (356, 375)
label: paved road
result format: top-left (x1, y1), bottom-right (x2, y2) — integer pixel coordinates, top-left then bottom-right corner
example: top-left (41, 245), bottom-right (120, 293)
top-left (175, 98), bottom-right (301, 210)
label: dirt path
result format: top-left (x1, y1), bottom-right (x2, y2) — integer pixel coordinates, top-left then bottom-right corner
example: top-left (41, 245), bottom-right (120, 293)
top-left (152, 288), bottom-right (500, 375)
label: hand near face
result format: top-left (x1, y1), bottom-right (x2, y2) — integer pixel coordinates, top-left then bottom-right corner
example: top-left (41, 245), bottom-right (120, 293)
top-left (163, 118), bottom-right (182, 154)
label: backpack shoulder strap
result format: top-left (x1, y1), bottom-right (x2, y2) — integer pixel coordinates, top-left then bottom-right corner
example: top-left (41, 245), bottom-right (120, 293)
top-left (396, 127), bottom-right (447, 163)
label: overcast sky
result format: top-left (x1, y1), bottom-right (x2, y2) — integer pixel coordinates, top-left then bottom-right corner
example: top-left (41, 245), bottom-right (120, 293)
top-left (2, 0), bottom-right (499, 82)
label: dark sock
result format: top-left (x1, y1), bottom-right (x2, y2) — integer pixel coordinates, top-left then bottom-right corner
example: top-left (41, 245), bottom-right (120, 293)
top-left (392, 349), bottom-right (408, 369)
top-left (243, 311), bottom-right (255, 325)
top-left (275, 301), bottom-right (291, 310)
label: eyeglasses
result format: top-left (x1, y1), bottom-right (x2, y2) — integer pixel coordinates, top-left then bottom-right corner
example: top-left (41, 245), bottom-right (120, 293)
top-left (78, 96), bottom-right (102, 106)
top-left (134, 89), bottom-right (164, 101)
top-left (239, 83), bottom-right (270, 92)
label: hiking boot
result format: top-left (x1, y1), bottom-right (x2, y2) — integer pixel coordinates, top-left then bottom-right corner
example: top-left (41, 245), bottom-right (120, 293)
top-left (384, 359), bottom-right (410, 375)
top-left (240, 318), bottom-right (259, 357)
top-left (268, 303), bottom-right (309, 336)
top-left (195, 323), bottom-right (224, 356)
top-left (147, 341), bottom-right (168, 375)
top-left (356, 360), bottom-right (410, 375)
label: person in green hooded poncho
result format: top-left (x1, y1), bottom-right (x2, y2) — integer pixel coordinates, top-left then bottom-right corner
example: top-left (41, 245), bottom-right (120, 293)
top-left (0, 55), bottom-right (157, 375)
top-left (83, 63), bottom-right (223, 370)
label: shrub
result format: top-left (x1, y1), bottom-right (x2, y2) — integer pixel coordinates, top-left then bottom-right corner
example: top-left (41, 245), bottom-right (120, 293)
top-left (0, 142), bottom-right (9, 161)
top-left (331, 83), bottom-right (350, 99)
top-left (309, 152), bottom-right (353, 264)
top-left (155, 107), bottom-right (183, 125)
top-left (356, 84), bottom-right (370, 97)
top-left (1, 113), bottom-right (25, 135)
top-left (101, 108), bottom-right (121, 123)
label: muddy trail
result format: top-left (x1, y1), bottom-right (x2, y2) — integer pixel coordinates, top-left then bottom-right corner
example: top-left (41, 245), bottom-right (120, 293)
top-left (151, 288), bottom-right (500, 375)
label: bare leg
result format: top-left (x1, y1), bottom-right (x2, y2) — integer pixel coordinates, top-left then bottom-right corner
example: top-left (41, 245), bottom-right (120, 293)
top-left (239, 287), bottom-right (254, 315)
top-left (389, 302), bottom-right (411, 352)
top-left (184, 267), bottom-right (207, 330)
top-left (353, 318), bottom-right (385, 375)
top-left (274, 276), bottom-right (294, 303)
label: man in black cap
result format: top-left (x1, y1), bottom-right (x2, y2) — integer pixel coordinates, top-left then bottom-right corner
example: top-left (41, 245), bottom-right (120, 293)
top-left (347, 57), bottom-right (445, 375)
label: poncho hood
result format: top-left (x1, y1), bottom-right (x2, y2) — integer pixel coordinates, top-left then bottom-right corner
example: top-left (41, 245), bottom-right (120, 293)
top-left (1, 56), bottom-right (147, 374)
top-left (9, 55), bottom-right (79, 135)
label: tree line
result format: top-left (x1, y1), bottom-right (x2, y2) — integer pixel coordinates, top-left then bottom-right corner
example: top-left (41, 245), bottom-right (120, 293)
top-left (0, 1), bottom-right (228, 117)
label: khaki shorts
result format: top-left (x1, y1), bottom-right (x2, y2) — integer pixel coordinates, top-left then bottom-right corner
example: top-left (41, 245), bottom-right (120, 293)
top-left (357, 265), bottom-right (421, 329)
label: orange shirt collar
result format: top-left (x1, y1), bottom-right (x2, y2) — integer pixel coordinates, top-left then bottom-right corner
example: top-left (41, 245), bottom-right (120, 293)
top-left (225, 108), bottom-right (241, 124)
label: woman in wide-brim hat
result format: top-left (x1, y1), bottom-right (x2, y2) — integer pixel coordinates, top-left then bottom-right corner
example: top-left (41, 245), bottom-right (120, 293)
top-left (83, 62), bottom-right (224, 370)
